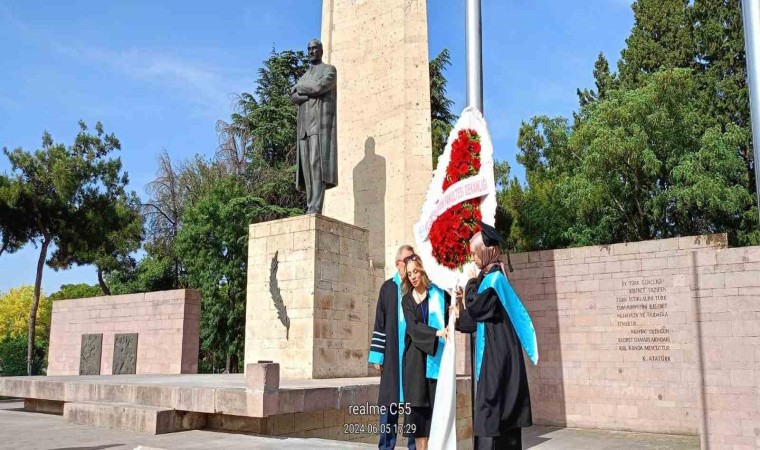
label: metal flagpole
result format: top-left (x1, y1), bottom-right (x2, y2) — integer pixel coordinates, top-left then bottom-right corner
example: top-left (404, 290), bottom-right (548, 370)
top-left (466, 1), bottom-right (483, 449)
top-left (742, 0), bottom-right (760, 220)
top-left (466, 0), bottom-right (483, 113)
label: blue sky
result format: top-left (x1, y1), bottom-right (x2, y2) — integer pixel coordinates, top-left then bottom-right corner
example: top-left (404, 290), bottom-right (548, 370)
top-left (0, 0), bottom-right (634, 294)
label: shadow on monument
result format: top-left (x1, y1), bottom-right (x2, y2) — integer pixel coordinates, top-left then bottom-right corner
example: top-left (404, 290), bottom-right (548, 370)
top-left (690, 250), bottom-right (709, 449)
top-left (6, 406), bottom-right (60, 414)
top-left (50, 446), bottom-right (123, 450)
top-left (354, 137), bottom-right (387, 379)
top-left (353, 137), bottom-right (386, 266)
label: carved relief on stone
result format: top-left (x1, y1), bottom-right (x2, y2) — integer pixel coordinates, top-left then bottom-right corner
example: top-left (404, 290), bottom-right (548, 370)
top-left (112, 333), bottom-right (138, 374)
top-left (79, 334), bottom-right (103, 375)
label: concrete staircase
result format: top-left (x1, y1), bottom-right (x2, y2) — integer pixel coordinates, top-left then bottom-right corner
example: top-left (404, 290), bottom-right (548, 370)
top-left (63, 401), bottom-right (206, 435)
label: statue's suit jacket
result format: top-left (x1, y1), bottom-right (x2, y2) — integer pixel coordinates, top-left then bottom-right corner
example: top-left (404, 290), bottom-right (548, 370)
top-left (292, 62), bottom-right (338, 190)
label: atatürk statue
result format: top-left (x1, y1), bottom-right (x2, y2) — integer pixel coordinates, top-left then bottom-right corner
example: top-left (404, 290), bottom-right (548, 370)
top-left (291, 38), bottom-right (338, 215)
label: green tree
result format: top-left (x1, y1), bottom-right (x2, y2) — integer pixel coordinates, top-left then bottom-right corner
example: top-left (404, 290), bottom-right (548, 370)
top-left (2, 121), bottom-right (133, 374)
top-left (174, 49), bottom-right (329, 372)
top-left (430, 48), bottom-right (456, 167)
top-left (236, 49), bottom-right (309, 167)
top-left (0, 286), bottom-right (50, 375)
top-left (0, 335), bottom-right (45, 376)
top-left (48, 283), bottom-right (104, 301)
top-left (519, 70), bottom-right (752, 246)
top-left (175, 177), bottom-right (298, 373)
top-left (507, 0), bottom-right (758, 249)
top-left (617, 0), bottom-right (756, 234)
top-left (504, 116), bottom-right (575, 251)
top-left (0, 176), bottom-right (33, 257)
top-left (577, 53), bottom-right (618, 109)
top-left (178, 155), bottom-right (231, 205)
top-left (692, 0), bottom-right (756, 240)
top-left (617, 0), bottom-right (694, 88)
top-left (221, 49), bottom-right (309, 210)
top-left (0, 286), bottom-right (51, 341)
top-left (114, 152), bottom-right (231, 296)
top-left (105, 253), bottom-right (177, 295)
top-left (53, 192), bottom-right (143, 295)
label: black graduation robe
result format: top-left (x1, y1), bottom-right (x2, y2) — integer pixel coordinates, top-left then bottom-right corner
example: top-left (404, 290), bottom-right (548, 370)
top-left (456, 265), bottom-right (533, 438)
top-left (401, 290), bottom-right (451, 408)
top-left (369, 277), bottom-right (404, 407)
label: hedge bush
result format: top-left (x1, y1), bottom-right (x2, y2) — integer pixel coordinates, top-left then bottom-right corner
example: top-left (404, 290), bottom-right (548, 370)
top-left (0, 334), bottom-right (45, 376)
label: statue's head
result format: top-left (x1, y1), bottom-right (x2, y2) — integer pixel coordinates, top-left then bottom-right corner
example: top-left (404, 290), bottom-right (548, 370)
top-left (307, 39), bottom-right (323, 64)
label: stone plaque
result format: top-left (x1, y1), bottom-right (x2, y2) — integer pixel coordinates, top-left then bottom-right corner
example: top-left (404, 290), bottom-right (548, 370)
top-left (615, 277), bottom-right (672, 362)
top-left (112, 333), bottom-right (138, 374)
top-left (79, 334), bottom-right (103, 375)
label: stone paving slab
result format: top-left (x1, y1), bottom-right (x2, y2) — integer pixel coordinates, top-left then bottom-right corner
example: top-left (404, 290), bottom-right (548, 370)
top-left (0, 400), bottom-right (700, 450)
top-left (0, 400), bottom-right (374, 449)
top-left (521, 426), bottom-right (699, 450)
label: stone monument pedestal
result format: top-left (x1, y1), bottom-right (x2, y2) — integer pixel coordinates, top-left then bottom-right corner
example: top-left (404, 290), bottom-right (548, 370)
top-left (245, 214), bottom-right (384, 379)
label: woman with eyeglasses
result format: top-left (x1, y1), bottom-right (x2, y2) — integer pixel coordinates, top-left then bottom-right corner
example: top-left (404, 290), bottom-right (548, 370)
top-left (400, 254), bottom-right (450, 450)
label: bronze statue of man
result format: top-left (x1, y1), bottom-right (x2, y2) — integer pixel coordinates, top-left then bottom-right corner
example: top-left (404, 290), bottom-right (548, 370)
top-left (291, 38), bottom-right (338, 214)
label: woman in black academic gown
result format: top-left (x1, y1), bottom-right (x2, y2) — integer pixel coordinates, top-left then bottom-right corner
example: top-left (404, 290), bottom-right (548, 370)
top-left (401, 254), bottom-right (450, 450)
top-left (454, 223), bottom-right (537, 450)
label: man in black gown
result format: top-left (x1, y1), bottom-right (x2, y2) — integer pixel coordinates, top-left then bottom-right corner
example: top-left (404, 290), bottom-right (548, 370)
top-left (454, 224), bottom-right (536, 450)
top-left (369, 245), bottom-right (417, 450)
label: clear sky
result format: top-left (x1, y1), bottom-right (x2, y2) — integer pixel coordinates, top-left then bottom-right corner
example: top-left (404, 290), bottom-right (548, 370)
top-left (0, 0), bottom-right (634, 294)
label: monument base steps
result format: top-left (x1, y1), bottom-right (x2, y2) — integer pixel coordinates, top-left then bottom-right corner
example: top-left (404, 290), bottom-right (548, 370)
top-left (23, 398), bottom-right (64, 415)
top-left (1, 374), bottom-right (475, 445)
top-left (63, 401), bottom-right (206, 435)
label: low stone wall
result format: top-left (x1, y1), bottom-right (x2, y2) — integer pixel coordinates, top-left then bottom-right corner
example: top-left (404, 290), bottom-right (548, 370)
top-left (47, 289), bottom-right (201, 375)
top-left (453, 234), bottom-right (759, 448)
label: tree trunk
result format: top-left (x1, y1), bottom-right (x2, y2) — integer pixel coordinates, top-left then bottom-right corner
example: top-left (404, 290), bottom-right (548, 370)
top-left (97, 266), bottom-right (111, 295)
top-left (230, 353), bottom-right (239, 373)
top-left (226, 353), bottom-right (232, 374)
top-left (28, 237), bottom-right (50, 375)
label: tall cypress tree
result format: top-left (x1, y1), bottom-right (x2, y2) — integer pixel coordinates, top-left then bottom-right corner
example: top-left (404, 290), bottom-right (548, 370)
top-left (429, 49), bottom-right (456, 167)
top-left (692, 0), bottom-right (754, 195)
top-left (617, 0), bottom-right (694, 87)
top-left (577, 52), bottom-right (617, 108)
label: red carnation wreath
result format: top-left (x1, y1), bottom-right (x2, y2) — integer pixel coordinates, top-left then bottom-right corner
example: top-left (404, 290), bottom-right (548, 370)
top-left (429, 129), bottom-right (483, 269)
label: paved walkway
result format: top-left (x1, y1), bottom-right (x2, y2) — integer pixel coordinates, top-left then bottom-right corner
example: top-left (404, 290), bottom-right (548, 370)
top-left (0, 400), bottom-right (699, 449)
top-left (0, 400), bottom-right (372, 450)
top-left (522, 426), bottom-right (699, 449)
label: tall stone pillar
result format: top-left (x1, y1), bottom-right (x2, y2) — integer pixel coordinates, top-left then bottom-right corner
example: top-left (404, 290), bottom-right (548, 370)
top-left (321, 0), bottom-right (433, 276)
